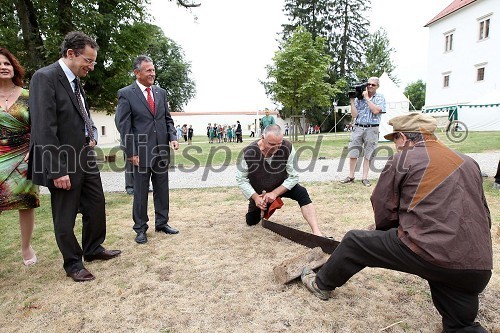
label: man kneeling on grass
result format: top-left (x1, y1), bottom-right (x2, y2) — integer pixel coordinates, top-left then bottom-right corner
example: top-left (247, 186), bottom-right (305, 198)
top-left (235, 124), bottom-right (324, 236)
top-left (301, 113), bottom-right (493, 333)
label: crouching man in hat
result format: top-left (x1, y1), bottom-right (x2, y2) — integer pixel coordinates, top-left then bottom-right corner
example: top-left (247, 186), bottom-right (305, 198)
top-left (236, 124), bottom-right (324, 236)
top-left (301, 113), bottom-right (493, 332)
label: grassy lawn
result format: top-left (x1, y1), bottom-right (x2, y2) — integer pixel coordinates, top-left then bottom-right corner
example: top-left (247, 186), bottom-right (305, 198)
top-left (0, 182), bottom-right (499, 332)
top-left (95, 131), bottom-right (500, 172)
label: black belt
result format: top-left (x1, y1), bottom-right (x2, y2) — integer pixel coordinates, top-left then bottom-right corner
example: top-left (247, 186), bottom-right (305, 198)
top-left (355, 123), bottom-right (379, 128)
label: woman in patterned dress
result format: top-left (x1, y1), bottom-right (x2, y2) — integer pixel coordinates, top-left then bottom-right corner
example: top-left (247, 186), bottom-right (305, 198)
top-left (0, 48), bottom-right (39, 266)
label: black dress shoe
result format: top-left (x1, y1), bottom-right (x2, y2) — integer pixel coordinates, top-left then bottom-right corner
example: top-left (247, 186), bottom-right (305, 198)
top-left (155, 224), bottom-right (179, 234)
top-left (67, 268), bottom-right (95, 282)
top-left (84, 249), bottom-right (122, 262)
top-left (135, 231), bottom-right (147, 244)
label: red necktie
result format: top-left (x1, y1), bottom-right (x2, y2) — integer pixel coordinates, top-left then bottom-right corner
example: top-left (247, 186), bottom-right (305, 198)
top-left (146, 87), bottom-right (155, 115)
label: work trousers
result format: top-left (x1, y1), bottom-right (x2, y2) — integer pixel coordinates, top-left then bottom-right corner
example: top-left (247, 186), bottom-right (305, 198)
top-left (316, 229), bottom-right (491, 333)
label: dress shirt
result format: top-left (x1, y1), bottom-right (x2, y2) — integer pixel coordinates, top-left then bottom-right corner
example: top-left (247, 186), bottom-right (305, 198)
top-left (136, 80), bottom-right (154, 102)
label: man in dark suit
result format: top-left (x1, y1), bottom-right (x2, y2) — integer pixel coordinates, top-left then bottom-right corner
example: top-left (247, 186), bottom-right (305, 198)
top-left (28, 31), bottom-right (121, 282)
top-left (115, 55), bottom-right (179, 244)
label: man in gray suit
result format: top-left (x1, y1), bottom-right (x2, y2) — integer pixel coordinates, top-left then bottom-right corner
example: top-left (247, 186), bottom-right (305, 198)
top-left (29, 31), bottom-right (121, 282)
top-left (115, 55), bottom-right (179, 244)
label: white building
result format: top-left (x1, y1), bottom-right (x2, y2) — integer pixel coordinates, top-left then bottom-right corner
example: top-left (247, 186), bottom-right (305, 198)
top-left (424, 0), bottom-right (499, 111)
top-left (91, 110), bottom-right (285, 146)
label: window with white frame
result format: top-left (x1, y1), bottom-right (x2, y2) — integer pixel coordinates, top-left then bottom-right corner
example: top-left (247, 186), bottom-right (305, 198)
top-left (478, 15), bottom-right (491, 40)
top-left (444, 32), bottom-right (454, 52)
top-left (101, 126), bottom-right (106, 136)
top-left (443, 73), bottom-right (450, 88)
top-left (475, 63), bottom-right (487, 82)
top-left (477, 67), bottom-right (485, 81)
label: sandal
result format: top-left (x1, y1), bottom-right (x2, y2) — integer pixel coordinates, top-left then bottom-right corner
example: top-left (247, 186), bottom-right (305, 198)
top-left (22, 247), bottom-right (37, 266)
top-left (340, 176), bottom-right (355, 184)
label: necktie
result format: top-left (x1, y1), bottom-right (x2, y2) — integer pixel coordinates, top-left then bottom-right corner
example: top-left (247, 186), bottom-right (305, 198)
top-left (146, 87), bottom-right (155, 115)
top-left (73, 78), bottom-right (94, 140)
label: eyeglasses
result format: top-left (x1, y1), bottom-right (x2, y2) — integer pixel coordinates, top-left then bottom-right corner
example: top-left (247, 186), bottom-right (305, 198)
top-left (77, 53), bottom-right (97, 66)
top-left (367, 83), bottom-right (377, 87)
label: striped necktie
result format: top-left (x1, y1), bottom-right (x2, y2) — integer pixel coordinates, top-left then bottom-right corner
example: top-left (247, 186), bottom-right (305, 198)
top-left (73, 78), bottom-right (94, 140)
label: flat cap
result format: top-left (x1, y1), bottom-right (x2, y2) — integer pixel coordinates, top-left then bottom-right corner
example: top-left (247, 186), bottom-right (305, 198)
top-left (384, 112), bottom-right (437, 140)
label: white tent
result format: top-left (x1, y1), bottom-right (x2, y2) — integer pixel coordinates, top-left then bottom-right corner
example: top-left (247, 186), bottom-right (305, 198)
top-left (377, 73), bottom-right (411, 141)
top-left (457, 89), bottom-right (500, 131)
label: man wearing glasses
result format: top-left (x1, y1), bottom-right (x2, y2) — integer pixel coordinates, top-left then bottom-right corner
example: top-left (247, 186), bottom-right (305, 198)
top-left (340, 76), bottom-right (385, 187)
top-left (29, 31), bottom-right (121, 282)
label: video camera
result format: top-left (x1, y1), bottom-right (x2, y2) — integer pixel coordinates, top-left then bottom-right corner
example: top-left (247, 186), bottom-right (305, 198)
top-left (348, 80), bottom-right (368, 100)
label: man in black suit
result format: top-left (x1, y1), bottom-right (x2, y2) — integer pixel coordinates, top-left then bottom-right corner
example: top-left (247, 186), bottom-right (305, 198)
top-left (115, 55), bottom-right (179, 244)
top-left (28, 31), bottom-right (121, 282)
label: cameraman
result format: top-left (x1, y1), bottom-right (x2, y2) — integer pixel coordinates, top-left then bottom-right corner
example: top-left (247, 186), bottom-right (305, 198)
top-left (341, 76), bottom-right (386, 187)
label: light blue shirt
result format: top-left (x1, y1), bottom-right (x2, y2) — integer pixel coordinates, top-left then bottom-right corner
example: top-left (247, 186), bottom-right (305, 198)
top-left (354, 92), bottom-right (386, 125)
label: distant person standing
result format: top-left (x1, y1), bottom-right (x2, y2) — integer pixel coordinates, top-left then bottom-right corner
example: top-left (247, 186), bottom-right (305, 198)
top-left (249, 123), bottom-right (255, 137)
top-left (284, 123), bottom-right (289, 136)
top-left (176, 124), bottom-right (182, 142)
top-left (235, 121), bottom-right (243, 143)
top-left (260, 108), bottom-right (275, 131)
top-left (188, 125), bottom-right (193, 145)
top-left (340, 76), bottom-right (385, 187)
top-left (227, 125), bottom-right (233, 142)
top-left (181, 124), bottom-right (188, 143)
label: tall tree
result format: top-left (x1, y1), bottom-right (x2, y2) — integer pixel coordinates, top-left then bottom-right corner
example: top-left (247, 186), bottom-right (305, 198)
top-left (280, 0), bottom-right (373, 107)
top-left (355, 28), bottom-right (397, 82)
top-left (0, 0), bottom-right (198, 113)
top-left (263, 26), bottom-right (336, 119)
top-left (404, 80), bottom-right (426, 111)
top-left (330, 0), bottom-right (371, 81)
top-left (281, 0), bottom-right (333, 41)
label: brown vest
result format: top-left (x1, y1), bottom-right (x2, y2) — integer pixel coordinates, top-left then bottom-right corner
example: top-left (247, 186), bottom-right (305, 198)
top-left (243, 140), bottom-right (292, 194)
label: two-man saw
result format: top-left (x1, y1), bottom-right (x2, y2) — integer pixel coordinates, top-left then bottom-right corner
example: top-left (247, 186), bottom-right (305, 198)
top-left (261, 218), bottom-right (339, 254)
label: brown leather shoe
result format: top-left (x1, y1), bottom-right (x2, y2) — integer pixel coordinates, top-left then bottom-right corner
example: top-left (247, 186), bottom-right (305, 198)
top-left (84, 249), bottom-right (122, 262)
top-left (67, 268), bottom-right (95, 282)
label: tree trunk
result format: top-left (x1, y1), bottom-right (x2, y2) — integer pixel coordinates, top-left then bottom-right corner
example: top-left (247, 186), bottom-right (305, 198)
top-left (339, 1), bottom-right (349, 78)
top-left (14, 0), bottom-right (45, 76)
top-left (57, 0), bottom-right (74, 35)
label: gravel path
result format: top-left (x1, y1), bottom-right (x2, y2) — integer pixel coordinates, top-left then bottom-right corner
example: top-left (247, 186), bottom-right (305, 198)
top-left (41, 150), bottom-right (500, 193)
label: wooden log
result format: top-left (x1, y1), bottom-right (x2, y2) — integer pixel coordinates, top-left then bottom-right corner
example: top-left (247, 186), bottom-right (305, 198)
top-left (273, 247), bottom-right (330, 284)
